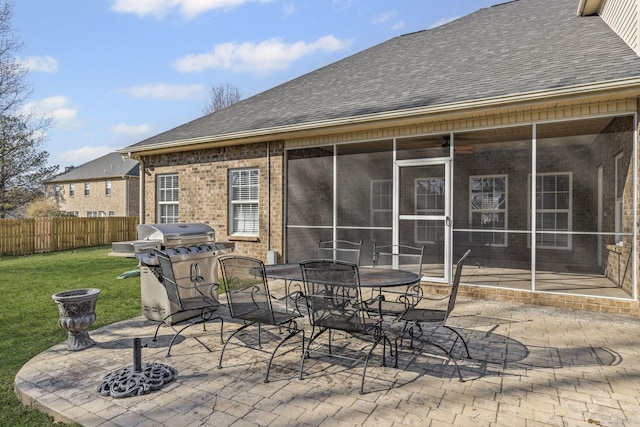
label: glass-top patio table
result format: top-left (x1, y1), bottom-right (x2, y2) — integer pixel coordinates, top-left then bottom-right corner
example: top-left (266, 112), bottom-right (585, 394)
top-left (264, 263), bottom-right (421, 288)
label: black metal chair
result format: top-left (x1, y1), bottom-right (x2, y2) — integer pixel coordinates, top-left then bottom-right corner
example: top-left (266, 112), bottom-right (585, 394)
top-left (217, 255), bottom-right (305, 383)
top-left (394, 249), bottom-right (471, 381)
top-left (299, 259), bottom-right (389, 394)
top-left (370, 243), bottom-right (425, 319)
top-left (152, 249), bottom-right (224, 357)
top-left (318, 239), bottom-right (363, 265)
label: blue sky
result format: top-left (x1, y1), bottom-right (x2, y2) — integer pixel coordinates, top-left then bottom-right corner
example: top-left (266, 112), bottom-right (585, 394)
top-left (14, 0), bottom-right (504, 171)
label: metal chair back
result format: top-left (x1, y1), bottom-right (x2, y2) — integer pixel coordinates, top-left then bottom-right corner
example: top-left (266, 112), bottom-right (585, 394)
top-left (154, 250), bottom-right (213, 310)
top-left (300, 259), bottom-right (367, 333)
top-left (445, 249), bottom-right (471, 322)
top-left (217, 255), bottom-right (305, 383)
top-left (372, 244), bottom-right (425, 275)
top-left (318, 240), bottom-right (363, 265)
top-left (218, 255), bottom-right (275, 324)
top-left (152, 249), bottom-right (223, 356)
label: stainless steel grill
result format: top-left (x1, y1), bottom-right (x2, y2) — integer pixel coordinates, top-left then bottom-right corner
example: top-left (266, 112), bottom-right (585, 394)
top-left (111, 223), bottom-right (234, 323)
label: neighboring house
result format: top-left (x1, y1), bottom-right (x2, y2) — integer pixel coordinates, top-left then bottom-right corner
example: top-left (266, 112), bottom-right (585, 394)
top-left (45, 152), bottom-right (140, 218)
top-left (120, 0), bottom-right (640, 315)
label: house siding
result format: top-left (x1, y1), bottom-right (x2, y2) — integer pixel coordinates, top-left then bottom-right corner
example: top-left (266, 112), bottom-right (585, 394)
top-left (599, 0), bottom-right (639, 55)
top-left (286, 100), bottom-right (638, 149)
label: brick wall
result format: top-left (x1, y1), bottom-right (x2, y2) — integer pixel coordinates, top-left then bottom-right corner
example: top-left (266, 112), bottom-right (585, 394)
top-left (48, 177), bottom-right (139, 217)
top-left (142, 141), bottom-right (284, 263)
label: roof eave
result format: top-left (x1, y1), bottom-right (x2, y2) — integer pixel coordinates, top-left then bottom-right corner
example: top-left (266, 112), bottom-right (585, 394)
top-left (121, 77), bottom-right (640, 158)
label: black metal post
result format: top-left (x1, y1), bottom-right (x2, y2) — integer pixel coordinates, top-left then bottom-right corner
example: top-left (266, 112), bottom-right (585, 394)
top-left (133, 338), bottom-right (142, 373)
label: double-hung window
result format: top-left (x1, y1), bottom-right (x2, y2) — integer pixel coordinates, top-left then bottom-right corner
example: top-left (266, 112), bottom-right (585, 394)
top-left (69, 184), bottom-right (75, 197)
top-left (105, 180), bottom-right (112, 196)
top-left (535, 172), bottom-right (572, 249)
top-left (157, 174), bottom-right (179, 223)
top-left (470, 175), bottom-right (507, 246)
top-left (371, 179), bottom-right (392, 227)
top-left (415, 177), bottom-right (445, 243)
top-left (84, 182), bottom-right (90, 196)
top-left (229, 168), bottom-right (259, 235)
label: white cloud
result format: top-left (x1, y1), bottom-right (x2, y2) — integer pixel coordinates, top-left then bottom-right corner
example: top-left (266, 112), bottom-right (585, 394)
top-left (173, 35), bottom-right (352, 74)
top-left (283, 2), bottom-right (295, 16)
top-left (117, 83), bottom-right (206, 100)
top-left (19, 55), bottom-right (59, 73)
top-left (111, 0), bottom-right (270, 19)
top-left (373, 11), bottom-right (395, 25)
top-left (373, 10), bottom-right (404, 31)
top-left (21, 96), bottom-right (79, 129)
top-left (111, 123), bottom-right (153, 138)
top-left (56, 145), bottom-right (114, 168)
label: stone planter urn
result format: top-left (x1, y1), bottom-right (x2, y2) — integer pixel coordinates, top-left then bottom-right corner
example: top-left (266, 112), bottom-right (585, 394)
top-left (52, 288), bottom-right (101, 351)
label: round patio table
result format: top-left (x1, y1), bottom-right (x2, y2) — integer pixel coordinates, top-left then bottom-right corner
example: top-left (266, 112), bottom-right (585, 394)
top-left (264, 263), bottom-right (421, 288)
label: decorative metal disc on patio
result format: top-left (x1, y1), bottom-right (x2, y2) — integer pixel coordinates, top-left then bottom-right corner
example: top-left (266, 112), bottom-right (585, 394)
top-left (97, 338), bottom-right (177, 398)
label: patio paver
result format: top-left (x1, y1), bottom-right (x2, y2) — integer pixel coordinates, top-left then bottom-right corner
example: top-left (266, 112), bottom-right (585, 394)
top-left (14, 297), bottom-right (640, 426)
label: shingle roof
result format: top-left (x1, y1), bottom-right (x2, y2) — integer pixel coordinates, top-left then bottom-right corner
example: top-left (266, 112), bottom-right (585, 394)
top-left (47, 152), bottom-right (139, 183)
top-left (126, 0), bottom-right (640, 150)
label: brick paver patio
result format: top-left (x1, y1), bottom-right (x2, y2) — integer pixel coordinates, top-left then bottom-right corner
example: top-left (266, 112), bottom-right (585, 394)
top-left (15, 296), bottom-right (640, 426)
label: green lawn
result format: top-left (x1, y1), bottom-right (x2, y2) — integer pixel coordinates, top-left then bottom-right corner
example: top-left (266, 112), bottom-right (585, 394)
top-left (0, 247), bottom-right (141, 426)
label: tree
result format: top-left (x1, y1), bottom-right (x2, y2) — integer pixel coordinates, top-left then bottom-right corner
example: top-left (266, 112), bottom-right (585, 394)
top-left (202, 83), bottom-right (242, 114)
top-left (0, 1), bottom-right (27, 116)
top-left (25, 197), bottom-right (70, 217)
top-left (0, 1), bottom-right (57, 217)
top-left (0, 115), bottom-right (57, 216)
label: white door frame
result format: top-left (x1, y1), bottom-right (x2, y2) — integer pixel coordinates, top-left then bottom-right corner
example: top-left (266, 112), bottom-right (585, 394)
top-left (395, 157), bottom-right (451, 283)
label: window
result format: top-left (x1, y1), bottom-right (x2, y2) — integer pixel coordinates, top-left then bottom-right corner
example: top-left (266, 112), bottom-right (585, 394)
top-left (470, 175), bottom-right (507, 246)
top-left (54, 185), bottom-right (60, 198)
top-left (371, 180), bottom-right (392, 227)
top-left (615, 152), bottom-right (624, 242)
top-left (415, 177), bottom-right (445, 243)
top-left (535, 172), bottom-right (572, 249)
top-left (109, 211), bottom-right (115, 217)
top-left (84, 182), bottom-right (90, 196)
top-left (105, 180), bottom-right (112, 196)
top-left (69, 184), bottom-right (75, 198)
top-left (157, 174), bottom-right (179, 223)
top-left (87, 211), bottom-right (97, 218)
top-left (229, 168), bottom-right (259, 235)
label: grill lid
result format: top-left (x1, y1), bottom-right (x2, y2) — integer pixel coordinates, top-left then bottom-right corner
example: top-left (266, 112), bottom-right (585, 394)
top-left (137, 223), bottom-right (215, 246)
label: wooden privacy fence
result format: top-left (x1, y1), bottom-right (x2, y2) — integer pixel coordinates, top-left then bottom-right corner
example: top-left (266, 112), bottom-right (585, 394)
top-left (0, 217), bottom-right (139, 256)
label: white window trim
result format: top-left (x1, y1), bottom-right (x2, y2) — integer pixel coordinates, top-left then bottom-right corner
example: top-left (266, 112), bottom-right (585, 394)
top-left (157, 174), bottom-right (179, 224)
top-left (229, 168), bottom-right (259, 236)
top-left (105, 180), bottom-right (112, 196)
top-left (529, 172), bottom-right (573, 250)
top-left (469, 174), bottom-right (508, 248)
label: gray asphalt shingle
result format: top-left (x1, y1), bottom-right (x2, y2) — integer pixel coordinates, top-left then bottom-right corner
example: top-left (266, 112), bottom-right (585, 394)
top-left (47, 152), bottom-right (139, 182)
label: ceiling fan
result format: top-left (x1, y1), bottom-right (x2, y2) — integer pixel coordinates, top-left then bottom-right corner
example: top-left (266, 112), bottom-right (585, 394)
top-left (441, 137), bottom-right (474, 155)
